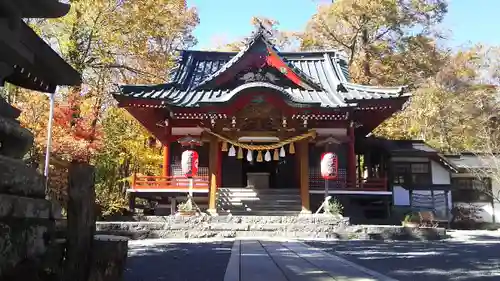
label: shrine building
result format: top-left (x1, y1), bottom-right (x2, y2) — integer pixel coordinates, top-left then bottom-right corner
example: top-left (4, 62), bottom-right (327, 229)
top-left (114, 26), bottom-right (430, 219)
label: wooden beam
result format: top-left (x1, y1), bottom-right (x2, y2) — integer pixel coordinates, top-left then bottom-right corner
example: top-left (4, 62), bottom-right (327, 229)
top-left (299, 140), bottom-right (311, 213)
top-left (207, 136), bottom-right (219, 215)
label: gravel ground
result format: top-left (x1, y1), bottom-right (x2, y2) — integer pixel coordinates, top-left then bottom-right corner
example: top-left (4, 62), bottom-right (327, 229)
top-left (306, 231), bottom-right (500, 281)
top-left (125, 239), bottom-right (233, 281)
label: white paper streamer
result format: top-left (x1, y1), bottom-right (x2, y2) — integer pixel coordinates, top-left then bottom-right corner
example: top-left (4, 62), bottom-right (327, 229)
top-left (264, 150), bottom-right (271, 162)
top-left (228, 145), bottom-right (236, 157)
top-left (279, 146), bottom-right (286, 157)
top-left (246, 150), bottom-right (253, 162)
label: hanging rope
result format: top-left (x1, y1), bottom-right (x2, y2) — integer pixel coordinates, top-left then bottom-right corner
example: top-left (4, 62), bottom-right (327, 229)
top-left (203, 128), bottom-right (316, 151)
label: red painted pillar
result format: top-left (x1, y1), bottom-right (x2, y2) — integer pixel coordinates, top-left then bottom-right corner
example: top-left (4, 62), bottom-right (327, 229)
top-left (162, 144), bottom-right (170, 177)
top-left (162, 123), bottom-right (172, 178)
top-left (348, 121), bottom-right (357, 188)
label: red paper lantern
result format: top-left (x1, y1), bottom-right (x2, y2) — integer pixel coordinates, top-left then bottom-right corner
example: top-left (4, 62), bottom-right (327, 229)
top-left (181, 150), bottom-right (199, 178)
top-left (321, 152), bottom-right (338, 179)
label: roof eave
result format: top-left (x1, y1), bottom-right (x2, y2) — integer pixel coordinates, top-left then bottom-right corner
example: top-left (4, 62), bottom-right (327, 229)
top-left (344, 94), bottom-right (411, 104)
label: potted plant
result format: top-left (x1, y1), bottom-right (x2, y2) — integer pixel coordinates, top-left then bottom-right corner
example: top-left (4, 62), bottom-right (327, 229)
top-left (402, 212), bottom-right (419, 227)
top-left (324, 197), bottom-right (344, 219)
top-left (177, 199), bottom-right (196, 216)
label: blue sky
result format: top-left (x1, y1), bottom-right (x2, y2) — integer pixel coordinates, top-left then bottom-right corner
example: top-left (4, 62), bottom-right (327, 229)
top-left (188, 0), bottom-right (500, 50)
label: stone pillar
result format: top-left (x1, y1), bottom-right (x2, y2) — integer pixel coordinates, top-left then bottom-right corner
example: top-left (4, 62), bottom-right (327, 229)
top-left (299, 140), bottom-right (311, 214)
top-left (64, 162), bottom-right (96, 281)
top-left (162, 143), bottom-right (170, 177)
top-left (207, 137), bottom-right (218, 215)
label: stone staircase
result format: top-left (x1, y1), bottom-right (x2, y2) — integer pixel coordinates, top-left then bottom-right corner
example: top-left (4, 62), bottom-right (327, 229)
top-left (216, 188), bottom-right (302, 216)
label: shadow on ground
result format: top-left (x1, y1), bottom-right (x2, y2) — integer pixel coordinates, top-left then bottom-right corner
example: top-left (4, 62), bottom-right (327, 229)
top-left (125, 241), bottom-right (233, 281)
top-left (308, 237), bottom-right (500, 281)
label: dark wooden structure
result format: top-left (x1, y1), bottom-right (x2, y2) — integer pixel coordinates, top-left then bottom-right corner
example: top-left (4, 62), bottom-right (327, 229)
top-left (0, 0), bottom-right (81, 92)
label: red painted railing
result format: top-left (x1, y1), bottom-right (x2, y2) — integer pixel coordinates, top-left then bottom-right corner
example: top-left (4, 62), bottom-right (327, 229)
top-left (130, 174), bottom-right (209, 191)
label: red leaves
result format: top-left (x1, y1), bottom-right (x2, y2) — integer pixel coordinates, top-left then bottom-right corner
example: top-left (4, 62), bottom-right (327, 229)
top-left (51, 90), bottom-right (103, 162)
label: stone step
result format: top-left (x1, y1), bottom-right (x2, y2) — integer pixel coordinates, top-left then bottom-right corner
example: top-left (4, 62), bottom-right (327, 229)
top-left (122, 215), bottom-right (348, 223)
top-left (219, 203), bottom-right (301, 209)
top-left (217, 205), bottom-right (302, 211)
top-left (219, 193), bottom-right (301, 199)
top-left (218, 210), bottom-right (303, 216)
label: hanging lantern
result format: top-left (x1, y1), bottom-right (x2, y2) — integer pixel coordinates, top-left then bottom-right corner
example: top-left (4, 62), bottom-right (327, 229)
top-left (289, 142), bottom-right (295, 154)
top-left (237, 147), bottom-right (243, 159)
top-left (320, 152), bottom-right (338, 180)
top-left (181, 149), bottom-right (199, 178)
top-left (221, 141), bottom-right (228, 152)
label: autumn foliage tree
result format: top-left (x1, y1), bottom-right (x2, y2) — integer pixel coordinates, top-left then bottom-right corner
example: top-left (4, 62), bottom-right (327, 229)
top-left (15, 0), bottom-right (199, 216)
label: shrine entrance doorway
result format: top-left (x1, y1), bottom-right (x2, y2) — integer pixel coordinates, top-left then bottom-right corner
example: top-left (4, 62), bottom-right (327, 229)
top-left (240, 150), bottom-right (296, 189)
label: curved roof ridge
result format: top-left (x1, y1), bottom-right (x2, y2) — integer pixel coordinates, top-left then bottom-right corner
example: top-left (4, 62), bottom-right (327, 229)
top-left (342, 82), bottom-right (407, 95)
top-left (120, 83), bottom-right (175, 94)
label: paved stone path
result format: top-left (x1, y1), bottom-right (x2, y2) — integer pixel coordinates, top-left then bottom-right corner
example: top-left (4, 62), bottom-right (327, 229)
top-left (125, 238), bottom-right (399, 280)
top-left (125, 239), bottom-right (233, 281)
top-left (225, 239), bottom-right (397, 281)
top-left (307, 231), bottom-right (500, 281)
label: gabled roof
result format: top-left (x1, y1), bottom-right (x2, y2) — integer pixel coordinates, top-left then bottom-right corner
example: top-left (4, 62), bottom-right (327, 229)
top-left (365, 138), bottom-right (459, 173)
top-left (116, 26), bottom-right (408, 108)
top-left (192, 29), bottom-right (323, 91)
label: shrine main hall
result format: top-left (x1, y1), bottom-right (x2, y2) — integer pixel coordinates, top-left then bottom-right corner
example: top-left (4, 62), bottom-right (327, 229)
top-left (113, 26), bottom-right (413, 218)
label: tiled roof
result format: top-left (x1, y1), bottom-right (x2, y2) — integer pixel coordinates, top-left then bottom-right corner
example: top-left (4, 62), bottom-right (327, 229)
top-left (116, 27), bottom-right (408, 108)
top-left (446, 154), bottom-right (499, 170)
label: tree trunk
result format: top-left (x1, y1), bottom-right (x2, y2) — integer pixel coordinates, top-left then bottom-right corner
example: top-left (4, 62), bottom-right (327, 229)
top-left (361, 26), bottom-right (372, 81)
top-left (63, 162), bottom-right (96, 281)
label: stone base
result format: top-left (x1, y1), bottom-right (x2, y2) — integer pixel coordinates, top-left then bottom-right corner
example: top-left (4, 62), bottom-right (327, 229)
top-left (95, 215), bottom-right (447, 241)
top-left (299, 209), bottom-right (312, 216)
top-left (88, 235), bottom-right (129, 281)
top-left (206, 209), bottom-right (218, 216)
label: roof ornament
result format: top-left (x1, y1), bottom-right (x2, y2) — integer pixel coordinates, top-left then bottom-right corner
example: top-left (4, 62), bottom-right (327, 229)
top-left (254, 18), bottom-right (274, 37)
top-left (252, 17), bottom-right (276, 44)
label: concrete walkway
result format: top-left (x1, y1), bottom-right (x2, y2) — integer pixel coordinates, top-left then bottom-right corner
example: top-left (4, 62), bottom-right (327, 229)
top-left (224, 240), bottom-right (399, 281)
